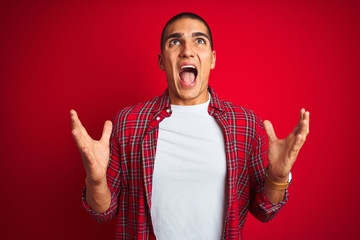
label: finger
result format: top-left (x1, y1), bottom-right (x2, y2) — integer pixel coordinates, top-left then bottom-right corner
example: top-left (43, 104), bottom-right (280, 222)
top-left (292, 108), bottom-right (305, 135)
top-left (292, 123), bottom-right (300, 135)
top-left (298, 108), bottom-right (305, 125)
top-left (70, 109), bottom-right (80, 130)
top-left (70, 109), bottom-right (84, 131)
top-left (100, 120), bottom-right (113, 143)
top-left (288, 133), bottom-right (305, 160)
top-left (299, 117), bottom-right (309, 139)
top-left (70, 109), bottom-right (75, 129)
top-left (70, 110), bottom-right (90, 150)
top-left (263, 120), bottom-right (278, 142)
top-left (70, 109), bottom-right (92, 141)
top-left (71, 128), bottom-right (86, 150)
top-left (305, 111), bottom-right (310, 135)
top-left (73, 131), bottom-right (94, 163)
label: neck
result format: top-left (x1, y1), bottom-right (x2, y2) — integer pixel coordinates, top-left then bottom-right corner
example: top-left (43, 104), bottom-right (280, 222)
top-left (169, 92), bottom-right (209, 106)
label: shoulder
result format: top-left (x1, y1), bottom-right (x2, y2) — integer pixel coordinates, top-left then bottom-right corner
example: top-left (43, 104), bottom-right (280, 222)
top-left (112, 94), bottom-right (162, 126)
top-left (209, 87), bottom-right (263, 127)
top-left (219, 98), bottom-right (264, 128)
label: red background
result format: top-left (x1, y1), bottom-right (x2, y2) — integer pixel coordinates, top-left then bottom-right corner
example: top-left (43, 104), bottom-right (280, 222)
top-left (1, 0), bottom-right (359, 239)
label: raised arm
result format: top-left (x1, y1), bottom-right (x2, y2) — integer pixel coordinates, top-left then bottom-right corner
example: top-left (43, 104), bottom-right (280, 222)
top-left (70, 109), bottom-right (112, 213)
top-left (263, 108), bottom-right (310, 203)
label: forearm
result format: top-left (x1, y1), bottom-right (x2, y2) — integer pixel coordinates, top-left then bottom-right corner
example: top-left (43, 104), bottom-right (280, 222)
top-left (85, 177), bottom-right (111, 213)
top-left (249, 182), bottom-right (288, 223)
top-left (263, 169), bottom-right (289, 204)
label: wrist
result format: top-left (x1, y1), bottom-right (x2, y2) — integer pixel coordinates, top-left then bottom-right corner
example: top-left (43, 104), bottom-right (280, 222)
top-left (268, 172), bottom-right (289, 183)
top-left (85, 175), bottom-right (107, 187)
top-left (265, 168), bottom-right (292, 190)
top-left (266, 166), bottom-right (290, 182)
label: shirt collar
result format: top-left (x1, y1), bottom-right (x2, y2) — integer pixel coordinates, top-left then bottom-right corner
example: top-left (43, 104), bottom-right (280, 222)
top-left (153, 86), bottom-right (225, 114)
top-left (208, 86), bottom-right (225, 113)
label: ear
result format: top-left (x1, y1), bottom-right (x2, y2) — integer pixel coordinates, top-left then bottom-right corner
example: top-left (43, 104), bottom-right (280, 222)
top-left (211, 50), bottom-right (216, 69)
top-left (158, 53), bottom-right (165, 71)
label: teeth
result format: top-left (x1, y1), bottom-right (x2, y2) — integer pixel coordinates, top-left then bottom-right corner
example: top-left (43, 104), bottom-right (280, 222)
top-left (181, 65), bottom-right (196, 70)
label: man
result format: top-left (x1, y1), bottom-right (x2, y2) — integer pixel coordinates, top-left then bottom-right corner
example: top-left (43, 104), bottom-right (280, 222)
top-left (70, 12), bottom-right (310, 239)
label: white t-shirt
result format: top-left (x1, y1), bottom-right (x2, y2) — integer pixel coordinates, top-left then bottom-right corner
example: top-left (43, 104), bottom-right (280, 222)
top-left (151, 95), bottom-right (227, 240)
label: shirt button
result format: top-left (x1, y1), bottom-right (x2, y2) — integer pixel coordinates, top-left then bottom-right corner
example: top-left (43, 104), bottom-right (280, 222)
top-left (166, 109), bottom-right (171, 113)
top-left (156, 116), bottom-right (161, 121)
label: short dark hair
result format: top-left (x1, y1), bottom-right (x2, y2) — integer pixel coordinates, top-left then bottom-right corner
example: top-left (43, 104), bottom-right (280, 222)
top-left (160, 12), bottom-right (213, 51)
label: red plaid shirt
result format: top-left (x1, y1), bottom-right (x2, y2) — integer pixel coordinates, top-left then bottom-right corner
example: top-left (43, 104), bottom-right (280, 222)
top-left (82, 87), bottom-right (288, 239)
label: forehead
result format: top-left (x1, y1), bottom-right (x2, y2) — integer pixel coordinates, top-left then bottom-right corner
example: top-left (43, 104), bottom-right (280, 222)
top-left (165, 18), bottom-right (209, 37)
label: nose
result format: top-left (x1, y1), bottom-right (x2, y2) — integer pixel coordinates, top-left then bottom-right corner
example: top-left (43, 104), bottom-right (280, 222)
top-left (180, 41), bottom-right (194, 58)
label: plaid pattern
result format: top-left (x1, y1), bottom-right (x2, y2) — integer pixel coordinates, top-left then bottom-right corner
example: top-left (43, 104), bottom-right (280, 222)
top-left (82, 86), bottom-right (288, 239)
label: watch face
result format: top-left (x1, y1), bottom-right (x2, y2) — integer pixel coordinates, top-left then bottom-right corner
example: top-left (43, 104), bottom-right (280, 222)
top-left (288, 172), bottom-right (292, 183)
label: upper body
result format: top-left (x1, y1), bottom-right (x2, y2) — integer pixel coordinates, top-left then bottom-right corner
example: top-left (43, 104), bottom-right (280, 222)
top-left (82, 87), bottom-right (288, 239)
top-left (71, 12), bottom-right (310, 240)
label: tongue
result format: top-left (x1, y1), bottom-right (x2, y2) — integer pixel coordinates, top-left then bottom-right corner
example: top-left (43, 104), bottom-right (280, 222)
top-left (180, 71), bottom-right (195, 84)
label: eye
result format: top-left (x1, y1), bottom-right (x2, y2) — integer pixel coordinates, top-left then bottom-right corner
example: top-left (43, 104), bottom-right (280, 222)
top-left (195, 38), bottom-right (205, 44)
top-left (169, 39), bottom-right (180, 46)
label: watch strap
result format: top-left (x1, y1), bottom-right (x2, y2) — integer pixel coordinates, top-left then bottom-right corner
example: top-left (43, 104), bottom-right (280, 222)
top-left (264, 169), bottom-right (291, 190)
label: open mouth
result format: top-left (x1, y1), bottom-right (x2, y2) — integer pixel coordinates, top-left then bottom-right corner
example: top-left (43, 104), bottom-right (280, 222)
top-left (179, 65), bottom-right (198, 87)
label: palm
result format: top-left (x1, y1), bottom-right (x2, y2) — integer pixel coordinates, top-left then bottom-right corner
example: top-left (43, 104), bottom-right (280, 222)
top-left (267, 132), bottom-right (297, 180)
top-left (264, 109), bottom-right (310, 182)
top-left (70, 110), bottom-right (112, 184)
top-left (83, 137), bottom-right (110, 183)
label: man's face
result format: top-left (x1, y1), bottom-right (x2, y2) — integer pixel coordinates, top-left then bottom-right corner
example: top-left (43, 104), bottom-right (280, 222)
top-left (158, 18), bottom-right (216, 105)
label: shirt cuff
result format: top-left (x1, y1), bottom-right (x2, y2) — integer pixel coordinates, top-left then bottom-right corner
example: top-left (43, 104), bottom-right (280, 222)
top-left (256, 188), bottom-right (289, 214)
top-left (81, 186), bottom-right (118, 223)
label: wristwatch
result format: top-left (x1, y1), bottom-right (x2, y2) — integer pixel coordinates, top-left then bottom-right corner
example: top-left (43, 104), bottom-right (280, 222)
top-left (265, 169), bottom-right (292, 190)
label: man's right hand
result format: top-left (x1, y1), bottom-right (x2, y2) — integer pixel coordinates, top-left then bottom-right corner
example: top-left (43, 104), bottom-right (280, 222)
top-left (70, 109), bottom-right (112, 185)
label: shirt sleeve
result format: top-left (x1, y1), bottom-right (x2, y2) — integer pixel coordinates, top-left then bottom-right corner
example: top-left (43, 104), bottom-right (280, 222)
top-left (81, 114), bottom-right (122, 223)
top-left (247, 115), bottom-right (289, 223)
top-left (81, 186), bottom-right (119, 223)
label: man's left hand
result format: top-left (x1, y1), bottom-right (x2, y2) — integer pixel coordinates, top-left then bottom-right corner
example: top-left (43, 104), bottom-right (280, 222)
top-left (263, 108), bottom-right (310, 182)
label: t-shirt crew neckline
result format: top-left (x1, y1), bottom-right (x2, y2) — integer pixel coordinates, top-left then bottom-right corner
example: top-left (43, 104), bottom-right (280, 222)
top-left (170, 94), bottom-right (211, 111)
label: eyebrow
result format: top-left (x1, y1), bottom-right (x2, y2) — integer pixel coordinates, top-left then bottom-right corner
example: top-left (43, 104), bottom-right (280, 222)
top-left (192, 32), bottom-right (210, 40)
top-left (165, 32), bottom-right (210, 42)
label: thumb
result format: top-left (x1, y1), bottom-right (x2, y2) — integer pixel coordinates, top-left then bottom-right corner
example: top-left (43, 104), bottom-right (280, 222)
top-left (263, 120), bottom-right (278, 142)
top-left (100, 120), bottom-right (113, 143)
